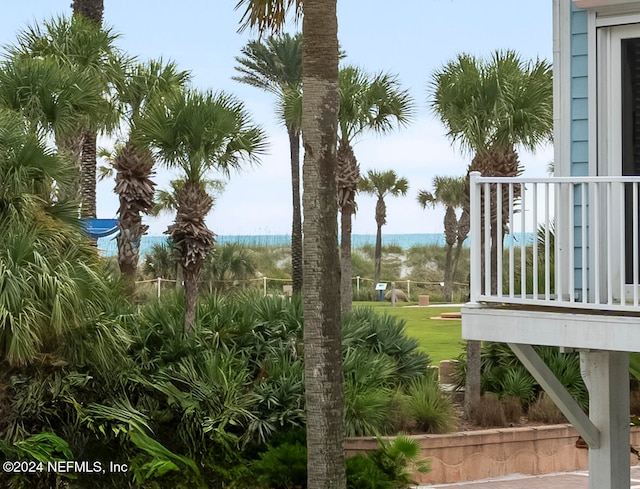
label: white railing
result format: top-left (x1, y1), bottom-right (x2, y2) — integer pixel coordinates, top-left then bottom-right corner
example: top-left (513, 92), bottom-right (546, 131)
top-left (469, 171), bottom-right (640, 312)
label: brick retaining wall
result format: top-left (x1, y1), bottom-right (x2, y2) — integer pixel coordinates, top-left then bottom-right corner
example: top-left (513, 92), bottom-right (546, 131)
top-left (344, 425), bottom-right (640, 484)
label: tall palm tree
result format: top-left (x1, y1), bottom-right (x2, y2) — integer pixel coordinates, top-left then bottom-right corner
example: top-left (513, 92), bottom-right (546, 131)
top-left (234, 33), bottom-right (303, 295)
top-left (109, 58), bottom-right (190, 296)
top-left (337, 66), bottom-right (413, 313)
top-left (72, 0), bottom-right (104, 220)
top-left (359, 170), bottom-right (409, 288)
top-left (429, 50), bottom-right (552, 416)
top-left (136, 89), bottom-right (266, 334)
top-left (417, 176), bottom-right (467, 302)
top-left (7, 15), bottom-right (120, 218)
top-left (235, 1), bottom-right (345, 487)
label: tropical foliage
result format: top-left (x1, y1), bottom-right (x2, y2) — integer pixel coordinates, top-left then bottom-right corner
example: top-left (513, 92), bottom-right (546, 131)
top-left (1, 291), bottom-right (438, 488)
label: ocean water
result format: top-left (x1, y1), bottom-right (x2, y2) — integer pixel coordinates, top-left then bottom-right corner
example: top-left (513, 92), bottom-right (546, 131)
top-left (97, 232), bottom-right (535, 258)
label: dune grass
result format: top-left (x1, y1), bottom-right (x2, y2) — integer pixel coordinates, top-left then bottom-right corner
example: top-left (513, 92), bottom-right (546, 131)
top-left (352, 301), bottom-right (463, 365)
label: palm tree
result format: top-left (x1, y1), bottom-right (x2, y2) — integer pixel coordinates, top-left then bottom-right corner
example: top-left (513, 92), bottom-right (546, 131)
top-left (234, 33), bottom-right (303, 295)
top-left (72, 0), bottom-right (104, 221)
top-left (417, 176), bottom-right (467, 302)
top-left (337, 66), bottom-right (413, 313)
top-left (429, 50), bottom-right (552, 416)
top-left (0, 108), bottom-right (110, 365)
top-left (7, 15), bottom-right (120, 218)
top-left (136, 89), bottom-right (266, 334)
top-left (359, 170), bottom-right (409, 288)
top-left (108, 58), bottom-right (190, 296)
top-left (235, 1), bottom-right (345, 487)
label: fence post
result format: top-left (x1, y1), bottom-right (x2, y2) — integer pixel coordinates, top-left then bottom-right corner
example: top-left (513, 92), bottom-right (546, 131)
top-left (407, 279), bottom-right (411, 300)
top-left (263, 276), bottom-right (267, 297)
top-left (356, 276), bottom-right (360, 294)
top-left (470, 171), bottom-right (481, 302)
top-left (157, 277), bottom-right (161, 299)
top-left (391, 282), bottom-right (396, 307)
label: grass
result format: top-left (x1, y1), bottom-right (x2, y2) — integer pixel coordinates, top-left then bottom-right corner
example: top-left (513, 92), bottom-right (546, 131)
top-left (352, 301), bottom-right (463, 365)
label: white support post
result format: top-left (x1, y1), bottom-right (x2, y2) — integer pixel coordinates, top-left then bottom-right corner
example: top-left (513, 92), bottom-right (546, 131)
top-left (469, 172), bottom-right (481, 302)
top-left (391, 282), bottom-right (396, 307)
top-left (407, 280), bottom-right (410, 300)
top-left (157, 277), bottom-right (161, 299)
top-left (356, 276), bottom-right (360, 294)
top-left (580, 350), bottom-right (630, 489)
top-left (263, 276), bottom-right (267, 297)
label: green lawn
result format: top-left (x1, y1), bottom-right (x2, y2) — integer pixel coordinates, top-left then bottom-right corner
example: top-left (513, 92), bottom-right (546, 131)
top-left (352, 301), bottom-right (463, 365)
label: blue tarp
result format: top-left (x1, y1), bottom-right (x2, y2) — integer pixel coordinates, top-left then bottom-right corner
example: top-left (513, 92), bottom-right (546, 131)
top-left (82, 218), bottom-right (119, 239)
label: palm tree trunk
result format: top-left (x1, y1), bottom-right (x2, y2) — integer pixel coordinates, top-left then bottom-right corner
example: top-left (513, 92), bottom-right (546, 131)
top-left (374, 221), bottom-right (383, 287)
top-left (72, 0), bottom-right (102, 220)
top-left (80, 130), bottom-right (97, 219)
top-left (464, 340), bottom-right (482, 417)
top-left (340, 202), bottom-right (354, 313)
top-left (116, 222), bottom-right (142, 297)
top-left (301, 0), bottom-right (345, 486)
top-left (289, 126), bottom-right (303, 295)
top-left (183, 263), bottom-right (200, 335)
top-left (443, 244), bottom-right (454, 302)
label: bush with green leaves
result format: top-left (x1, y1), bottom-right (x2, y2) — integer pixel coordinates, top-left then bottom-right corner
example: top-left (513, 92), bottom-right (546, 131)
top-left (453, 342), bottom-right (589, 412)
top-left (248, 435), bottom-right (428, 489)
top-left (394, 372), bottom-right (457, 434)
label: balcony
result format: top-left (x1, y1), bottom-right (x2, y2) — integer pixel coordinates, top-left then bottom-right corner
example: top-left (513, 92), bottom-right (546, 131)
top-left (463, 171), bottom-right (640, 351)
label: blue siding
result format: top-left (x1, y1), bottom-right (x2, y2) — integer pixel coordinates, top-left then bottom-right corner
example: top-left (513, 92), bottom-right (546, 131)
top-left (570, 4), bottom-right (589, 298)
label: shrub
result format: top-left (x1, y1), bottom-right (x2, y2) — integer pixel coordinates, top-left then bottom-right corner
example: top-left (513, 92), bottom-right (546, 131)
top-left (528, 393), bottom-right (566, 424)
top-left (346, 455), bottom-right (392, 489)
top-left (369, 435), bottom-right (430, 487)
top-left (251, 442), bottom-right (307, 489)
top-left (499, 367), bottom-right (537, 407)
top-left (501, 396), bottom-right (524, 424)
top-left (398, 374), bottom-right (457, 434)
top-left (470, 393), bottom-right (507, 427)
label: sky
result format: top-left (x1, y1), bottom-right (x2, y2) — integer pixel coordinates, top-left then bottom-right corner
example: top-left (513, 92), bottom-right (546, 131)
top-left (0, 1), bottom-right (554, 236)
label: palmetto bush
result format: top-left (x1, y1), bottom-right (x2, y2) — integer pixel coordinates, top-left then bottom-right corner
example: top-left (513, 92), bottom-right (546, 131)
top-left (396, 372), bottom-right (457, 434)
top-left (454, 342), bottom-right (589, 412)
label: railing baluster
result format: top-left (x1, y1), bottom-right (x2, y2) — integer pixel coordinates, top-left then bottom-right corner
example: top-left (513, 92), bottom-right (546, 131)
top-left (484, 182), bottom-right (491, 296)
top-left (545, 182), bottom-right (551, 300)
top-left (521, 183), bottom-right (526, 299)
top-left (620, 183), bottom-right (626, 305)
top-left (593, 182), bottom-right (600, 304)
top-left (469, 172), bottom-right (481, 303)
top-left (509, 184), bottom-right (515, 298)
top-left (532, 183), bottom-right (538, 300)
top-left (634, 182), bottom-right (639, 306)
top-left (546, 183), bottom-right (564, 301)
top-left (581, 183), bottom-right (588, 304)
top-left (569, 183), bottom-right (575, 303)
top-left (497, 183), bottom-right (503, 297)
top-left (607, 182), bottom-right (614, 305)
